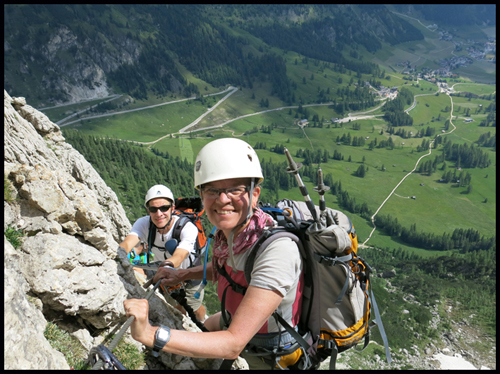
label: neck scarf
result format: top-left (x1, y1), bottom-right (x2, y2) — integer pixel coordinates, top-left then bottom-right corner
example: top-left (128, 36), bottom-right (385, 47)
top-left (212, 208), bottom-right (274, 282)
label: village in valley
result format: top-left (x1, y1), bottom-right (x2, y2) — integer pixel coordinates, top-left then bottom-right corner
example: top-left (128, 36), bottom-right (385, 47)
top-left (395, 23), bottom-right (495, 83)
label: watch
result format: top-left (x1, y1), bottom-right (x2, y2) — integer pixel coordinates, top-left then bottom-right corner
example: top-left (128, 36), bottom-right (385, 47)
top-left (152, 325), bottom-right (171, 357)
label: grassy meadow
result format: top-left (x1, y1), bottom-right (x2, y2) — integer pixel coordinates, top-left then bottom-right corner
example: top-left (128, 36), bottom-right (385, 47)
top-left (452, 83), bottom-right (496, 96)
top-left (62, 76), bottom-right (495, 246)
top-left (59, 18), bottom-right (495, 255)
top-left (140, 94), bottom-right (495, 248)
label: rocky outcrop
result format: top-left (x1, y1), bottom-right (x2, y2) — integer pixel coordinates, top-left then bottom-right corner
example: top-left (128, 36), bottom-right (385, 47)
top-left (5, 21), bottom-right (143, 106)
top-left (3, 90), bottom-right (224, 370)
top-left (4, 237), bottom-right (70, 369)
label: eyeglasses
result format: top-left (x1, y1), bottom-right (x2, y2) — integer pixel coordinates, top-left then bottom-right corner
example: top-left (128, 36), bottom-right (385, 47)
top-left (147, 205), bottom-right (172, 214)
top-left (201, 186), bottom-right (249, 199)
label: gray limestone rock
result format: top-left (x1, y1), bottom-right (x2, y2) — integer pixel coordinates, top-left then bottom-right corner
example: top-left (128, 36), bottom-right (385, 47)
top-left (3, 90), bottom-right (222, 370)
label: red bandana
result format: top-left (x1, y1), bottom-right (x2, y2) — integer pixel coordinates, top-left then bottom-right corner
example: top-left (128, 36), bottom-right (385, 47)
top-left (212, 208), bottom-right (274, 282)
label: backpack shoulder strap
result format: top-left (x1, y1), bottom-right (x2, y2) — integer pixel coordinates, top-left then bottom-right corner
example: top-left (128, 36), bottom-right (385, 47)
top-left (243, 227), bottom-right (320, 358)
top-left (147, 217), bottom-right (156, 263)
top-left (243, 228), bottom-right (300, 285)
top-left (171, 213), bottom-right (188, 242)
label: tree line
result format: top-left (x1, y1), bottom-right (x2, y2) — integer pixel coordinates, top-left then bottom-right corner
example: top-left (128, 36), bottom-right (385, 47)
top-left (476, 132), bottom-right (496, 148)
top-left (383, 87), bottom-right (414, 127)
top-left (361, 243), bottom-right (496, 338)
top-left (441, 138), bottom-right (492, 169)
top-left (374, 214), bottom-right (495, 253)
top-left (62, 129), bottom-right (196, 222)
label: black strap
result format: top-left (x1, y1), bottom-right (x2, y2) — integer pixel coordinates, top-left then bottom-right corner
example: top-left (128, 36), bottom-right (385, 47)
top-left (219, 359), bottom-right (235, 370)
top-left (214, 264), bottom-right (242, 370)
top-left (217, 263), bottom-right (246, 329)
top-left (217, 263), bottom-right (248, 295)
top-left (147, 218), bottom-right (156, 263)
top-left (171, 216), bottom-right (192, 267)
top-left (171, 214), bottom-right (203, 268)
top-left (272, 311), bottom-right (311, 353)
top-left (167, 288), bottom-right (208, 333)
top-left (171, 215), bottom-right (186, 243)
top-left (329, 343), bottom-right (338, 370)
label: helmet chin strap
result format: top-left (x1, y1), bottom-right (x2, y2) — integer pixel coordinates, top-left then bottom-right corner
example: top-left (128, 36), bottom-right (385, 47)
top-left (227, 178), bottom-right (256, 273)
top-left (157, 218), bottom-right (171, 230)
top-left (154, 216), bottom-right (173, 243)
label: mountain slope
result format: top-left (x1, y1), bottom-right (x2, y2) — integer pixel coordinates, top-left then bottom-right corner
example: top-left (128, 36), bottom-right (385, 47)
top-left (4, 4), bottom-right (424, 106)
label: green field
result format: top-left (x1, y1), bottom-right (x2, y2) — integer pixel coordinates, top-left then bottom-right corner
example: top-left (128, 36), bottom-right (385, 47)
top-left (62, 94), bottom-right (230, 142)
top-left (454, 61), bottom-right (496, 84)
top-left (59, 20), bottom-right (495, 255)
top-left (149, 100), bottom-right (495, 244)
top-left (69, 81), bottom-right (495, 243)
top-left (452, 83), bottom-right (496, 96)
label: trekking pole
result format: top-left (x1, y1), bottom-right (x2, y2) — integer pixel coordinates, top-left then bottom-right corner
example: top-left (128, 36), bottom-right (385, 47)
top-left (313, 167), bottom-right (330, 217)
top-left (91, 279), bottom-right (163, 370)
top-left (283, 147), bottom-right (319, 223)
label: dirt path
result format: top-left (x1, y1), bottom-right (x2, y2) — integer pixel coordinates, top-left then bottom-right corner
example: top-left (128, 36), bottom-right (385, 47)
top-left (178, 86), bottom-right (238, 133)
top-left (58, 86), bottom-right (236, 127)
top-left (361, 91), bottom-right (457, 247)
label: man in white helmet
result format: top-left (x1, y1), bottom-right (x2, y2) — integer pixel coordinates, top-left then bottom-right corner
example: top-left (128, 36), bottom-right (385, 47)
top-left (124, 139), bottom-right (306, 369)
top-left (119, 184), bottom-right (206, 322)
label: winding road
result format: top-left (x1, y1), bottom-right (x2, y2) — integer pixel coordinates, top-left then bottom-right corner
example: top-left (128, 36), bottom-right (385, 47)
top-left (360, 90), bottom-right (458, 248)
top-left (57, 86), bottom-right (237, 127)
top-left (52, 79), bottom-right (484, 248)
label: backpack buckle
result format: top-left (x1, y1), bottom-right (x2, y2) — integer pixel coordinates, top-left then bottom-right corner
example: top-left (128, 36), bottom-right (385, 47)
top-left (319, 338), bottom-right (335, 350)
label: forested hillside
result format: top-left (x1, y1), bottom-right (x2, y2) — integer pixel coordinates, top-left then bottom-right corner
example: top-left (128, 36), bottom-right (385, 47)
top-left (393, 4), bottom-right (496, 26)
top-left (62, 129), bottom-right (308, 222)
top-left (63, 130), bottom-right (196, 221)
top-left (4, 4), bottom-right (425, 106)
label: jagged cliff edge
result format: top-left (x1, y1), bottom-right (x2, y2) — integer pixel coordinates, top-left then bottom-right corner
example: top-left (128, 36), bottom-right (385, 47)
top-left (3, 90), bottom-right (226, 370)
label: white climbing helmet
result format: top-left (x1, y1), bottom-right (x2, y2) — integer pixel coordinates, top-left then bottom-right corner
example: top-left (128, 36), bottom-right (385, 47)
top-left (194, 138), bottom-right (264, 189)
top-left (144, 185), bottom-right (174, 208)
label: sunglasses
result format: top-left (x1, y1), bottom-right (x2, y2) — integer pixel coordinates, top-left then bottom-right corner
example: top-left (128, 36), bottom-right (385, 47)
top-left (147, 205), bottom-right (172, 214)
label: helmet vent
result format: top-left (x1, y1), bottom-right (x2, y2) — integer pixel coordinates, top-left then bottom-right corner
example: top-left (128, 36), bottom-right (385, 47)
top-left (247, 154), bottom-right (253, 162)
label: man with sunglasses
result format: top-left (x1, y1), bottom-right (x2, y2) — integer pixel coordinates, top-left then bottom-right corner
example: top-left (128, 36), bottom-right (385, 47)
top-left (119, 184), bottom-right (206, 321)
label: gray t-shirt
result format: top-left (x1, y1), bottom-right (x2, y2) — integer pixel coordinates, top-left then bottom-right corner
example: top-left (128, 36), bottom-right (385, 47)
top-left (228, 236), bottom-right (302, 332)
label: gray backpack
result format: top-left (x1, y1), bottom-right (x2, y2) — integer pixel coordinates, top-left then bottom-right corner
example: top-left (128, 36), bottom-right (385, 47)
top-left (243, 199), bottom-right (392, 369)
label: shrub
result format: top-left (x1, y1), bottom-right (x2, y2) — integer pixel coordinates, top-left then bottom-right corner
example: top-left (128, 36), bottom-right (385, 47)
top-left (5, 225), bottom-right (24, 249)
top-left (4, 174), bottom-right (15, 202)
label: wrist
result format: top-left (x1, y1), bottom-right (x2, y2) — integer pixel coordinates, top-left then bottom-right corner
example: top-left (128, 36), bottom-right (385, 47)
top-left (163, 260), bottom-right (175, 268)
top-left (152, 325), bottom-right (171, 357)
top-left (142, 324), bottom-right (158, 348)
top-left (175, 268), bottom-right (189, 282)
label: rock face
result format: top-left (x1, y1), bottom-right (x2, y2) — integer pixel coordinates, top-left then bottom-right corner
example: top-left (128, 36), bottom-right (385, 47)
top-left (6, 23), bottom-right (142, 105)
top-left (4, 237), bottom-right (70, 369)
top-left (3, 90), bottom-right (222, 370)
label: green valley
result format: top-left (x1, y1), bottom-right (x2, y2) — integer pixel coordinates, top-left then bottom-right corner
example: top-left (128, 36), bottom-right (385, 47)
top-left (5, 4), bottom-right (495, 369)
